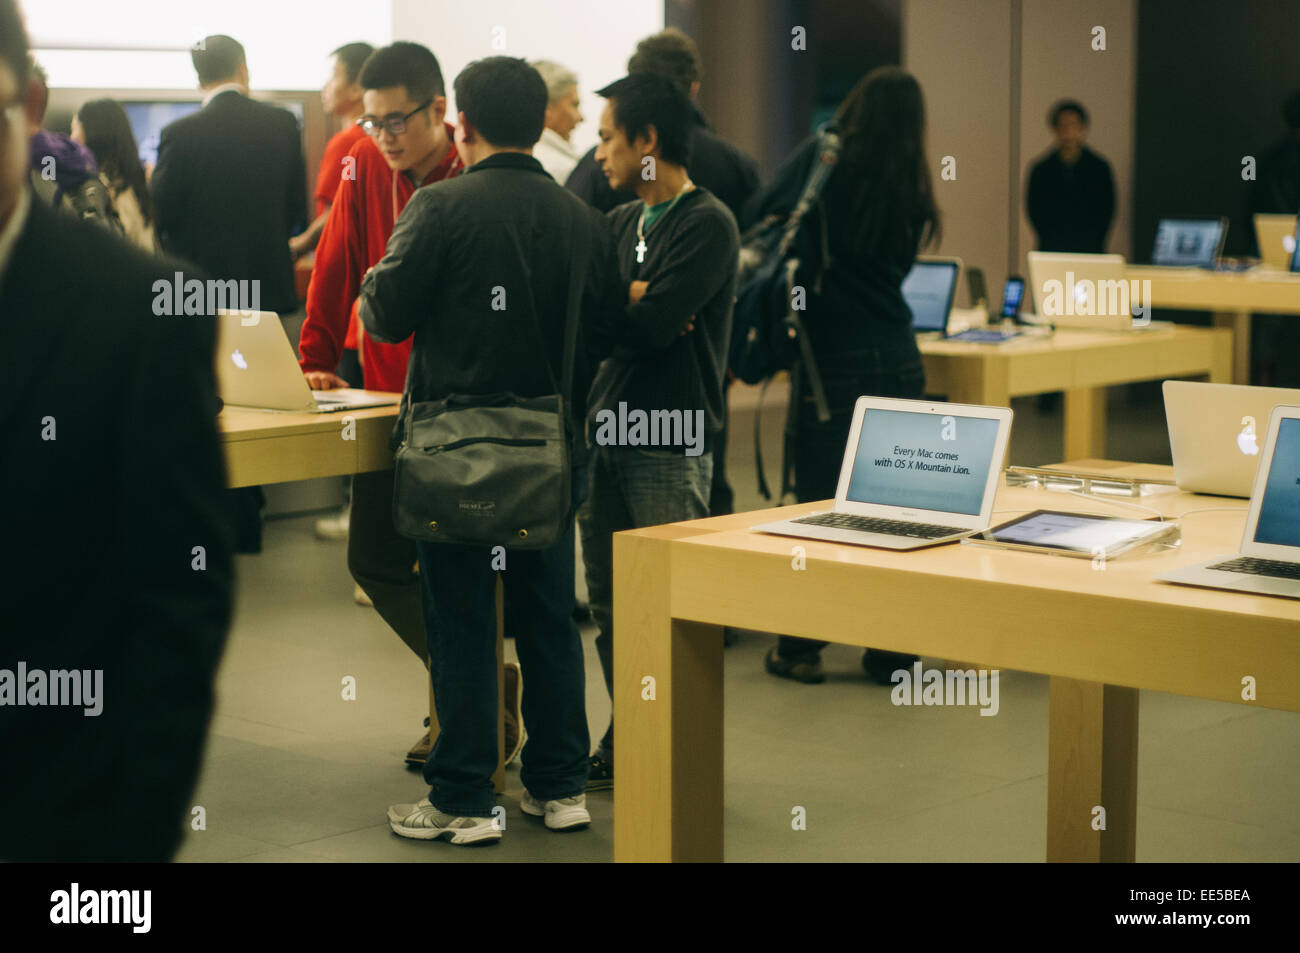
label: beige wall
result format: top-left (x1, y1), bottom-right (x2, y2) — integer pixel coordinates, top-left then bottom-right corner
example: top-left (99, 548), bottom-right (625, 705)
top-left (1018, 0), bottom-right (1135, 267)
top-left (903, 0), bottom-right (1015, 303)
top-left (904, 0), bottom-right (1135, 302)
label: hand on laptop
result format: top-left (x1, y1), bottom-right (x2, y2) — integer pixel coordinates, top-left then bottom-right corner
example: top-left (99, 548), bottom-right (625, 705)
top-left (304, 371), bottom-right (349, 390)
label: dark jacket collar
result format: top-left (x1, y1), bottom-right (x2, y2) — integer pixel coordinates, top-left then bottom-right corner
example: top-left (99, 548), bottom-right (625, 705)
top-left (464, 152), bottom-right (548, 176)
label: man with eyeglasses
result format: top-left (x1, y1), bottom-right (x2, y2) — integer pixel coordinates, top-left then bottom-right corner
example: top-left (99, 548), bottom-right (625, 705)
top-left (0, 0), bottom-right (232, 861)
top-left (297, 42), bottom-right (524, 769)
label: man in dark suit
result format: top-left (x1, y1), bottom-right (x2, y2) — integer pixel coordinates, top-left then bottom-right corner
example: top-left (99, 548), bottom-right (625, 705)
top-left (152, 34), bottom-right (307, 316)
top-left (0, 0), bottom-right (233, 861)
top-left (152, 34), bottom-right (308, 552)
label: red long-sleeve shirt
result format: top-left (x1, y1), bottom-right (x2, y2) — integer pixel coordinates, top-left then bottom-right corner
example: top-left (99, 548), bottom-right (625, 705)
top-left (298, 127), bottom-right (463, 391)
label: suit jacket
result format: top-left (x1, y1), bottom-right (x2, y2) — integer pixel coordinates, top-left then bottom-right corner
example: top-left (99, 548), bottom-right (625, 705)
top-left (0, 198), bottom-right (233, 862)
top-left (152, 90), bottom-right (307, 314)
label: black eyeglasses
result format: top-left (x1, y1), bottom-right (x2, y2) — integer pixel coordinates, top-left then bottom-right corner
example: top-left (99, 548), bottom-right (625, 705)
top-left (356, 101), bottom-right (433, 138)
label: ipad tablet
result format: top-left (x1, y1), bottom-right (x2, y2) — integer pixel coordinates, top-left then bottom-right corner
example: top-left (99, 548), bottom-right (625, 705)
top-left (961, 509), bottom-right (1180, 559)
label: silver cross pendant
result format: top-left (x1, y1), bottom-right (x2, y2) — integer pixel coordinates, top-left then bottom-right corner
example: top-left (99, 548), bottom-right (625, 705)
top-left (635, 239), bottom-right (647, 263)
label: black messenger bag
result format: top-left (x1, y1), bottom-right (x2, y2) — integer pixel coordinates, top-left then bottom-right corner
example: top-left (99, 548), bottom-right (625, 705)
top-left (390, 214), bottom-right (590, 550)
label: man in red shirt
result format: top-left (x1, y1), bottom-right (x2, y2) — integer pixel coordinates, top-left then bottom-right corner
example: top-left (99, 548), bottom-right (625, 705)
top-left (298, 42), bottom-right (521, 766)
top-left (289, 42), bottom-right (373, 261)
top-left (295, 43), bottom-right (373, 542)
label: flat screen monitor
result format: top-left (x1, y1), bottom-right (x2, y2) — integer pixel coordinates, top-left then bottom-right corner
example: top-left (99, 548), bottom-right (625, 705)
top-left (1151, 218), bottom-right (1226, 267)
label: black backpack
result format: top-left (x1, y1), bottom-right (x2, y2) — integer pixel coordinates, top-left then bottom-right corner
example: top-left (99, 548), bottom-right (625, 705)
top-left (729, 126), bottom-right (841, 498)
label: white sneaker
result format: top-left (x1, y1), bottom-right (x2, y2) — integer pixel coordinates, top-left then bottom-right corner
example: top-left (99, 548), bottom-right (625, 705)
top-left (315, 505), bottom-right (350, 541)
top-left (387, 798), bottom-right (502, 845)
top-left (521, 791), bottom-right (590, 831)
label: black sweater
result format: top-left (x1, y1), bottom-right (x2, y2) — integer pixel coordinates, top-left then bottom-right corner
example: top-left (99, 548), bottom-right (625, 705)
top-left (586, 187), bottom-right (739, 450)
top-left (1026, 145), bottom-right (1116, 253)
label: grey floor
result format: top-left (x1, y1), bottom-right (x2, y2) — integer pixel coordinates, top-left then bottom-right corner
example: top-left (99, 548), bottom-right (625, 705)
top-left (178, 379), bottom-right (1300, 862)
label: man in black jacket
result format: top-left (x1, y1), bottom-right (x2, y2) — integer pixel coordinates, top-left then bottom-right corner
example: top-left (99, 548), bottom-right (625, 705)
top-left (567, 27), bottom-right (756, 520)
top-left (362, 57), bottom-right (623, 845)
top-left (1026, 99), bottom-right (1116, 253)
top-left (0, 0), bottom-right (233, 861)
top-left (152, 34), bottom-right (307, 553)
top-left (577, 73), bottom-right (739, 792)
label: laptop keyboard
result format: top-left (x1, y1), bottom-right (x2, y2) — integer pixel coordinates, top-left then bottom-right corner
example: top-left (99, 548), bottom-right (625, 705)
top-left (792, 512), bottom-right (967, 539)
top-left (1209, 556), bottom-right (1300, 580)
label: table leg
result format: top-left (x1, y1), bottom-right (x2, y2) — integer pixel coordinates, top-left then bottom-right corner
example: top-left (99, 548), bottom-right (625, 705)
top-left (494, 576), bottom-right (505, 794)
top-left (1047, 677), bottom-right (1138, 862)
top-left (613, 532), bottom-right (724, 862)
top-left (1064, 386), bottom-right (1107, 460)
top-left (1213, 310), bottom-right (1250, 384)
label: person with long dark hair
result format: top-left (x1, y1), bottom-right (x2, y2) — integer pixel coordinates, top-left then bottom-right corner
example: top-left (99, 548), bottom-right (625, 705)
top-left (745, 66), bottom-right (941, 685)
top-left (72, 98), bottom-right (156, 250)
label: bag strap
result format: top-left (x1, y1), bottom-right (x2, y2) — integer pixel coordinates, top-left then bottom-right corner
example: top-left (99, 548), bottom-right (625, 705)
top-left (778, 124), bottom-right (841, 258)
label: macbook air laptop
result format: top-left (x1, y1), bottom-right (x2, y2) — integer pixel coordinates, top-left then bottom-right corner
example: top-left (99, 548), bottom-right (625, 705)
top-left (1253, 213), bottom-right (1297, 270)
top-left (903, 257), bottom-right (962, 335)
top-left (1150, 217), bottom-right (1226, 267)
top-left (752, 396), bottom-right (1013, 549)
top-left (1158, 405), bottom-right (1300, 598)
top-left (1164, 380), bottom-right (1300, 497)
top-left (1026, 252), bottom-right (1146, 330)
top-left (215, 310), bottom-right (399, 413)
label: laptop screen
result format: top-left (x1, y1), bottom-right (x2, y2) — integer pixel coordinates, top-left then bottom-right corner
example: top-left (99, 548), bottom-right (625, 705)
top-left (1253, 417), bottom-right (1300, 548)
top-left (1151, 219), bottom-right (1224, 267)
top-left (903, 261), bottom-right (958, 332)
top-left (844, 408), bottom-right (1001, 515)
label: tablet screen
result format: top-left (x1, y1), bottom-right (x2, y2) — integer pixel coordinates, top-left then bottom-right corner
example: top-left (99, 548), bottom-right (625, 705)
top-left (968, 510), bottom-right (1163, 555)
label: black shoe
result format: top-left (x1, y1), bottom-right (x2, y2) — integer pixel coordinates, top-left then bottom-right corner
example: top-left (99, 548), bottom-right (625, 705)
top-left (764, 646), bottom-right (824, 684)
top-left (863, 649), bottom-right (918, 686)
top-left (586, 753), bottom-right (613, 792)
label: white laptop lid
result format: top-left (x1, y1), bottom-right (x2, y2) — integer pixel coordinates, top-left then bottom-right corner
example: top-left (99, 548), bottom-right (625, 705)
top-left (1163, 381), bottom-right (1300, 497)
top-left (1253, 213), bottom-right (1297, 270)
top-left (1151, 218), bottom-right (1226, 267)
top-left (903, 257), bottom-right (962, 333)
top-left (215, 309), bottom-right (317, 412)
top-left (833, 396), bottom-right (1013, 530)
top-left (1027, 252), bottom-right (1131, 328)
top-left (1240, 406), bottom-right (1300, 560)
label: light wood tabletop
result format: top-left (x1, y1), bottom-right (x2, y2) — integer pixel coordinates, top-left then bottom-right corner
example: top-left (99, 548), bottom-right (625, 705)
top-left (612, 461), bottom-right (1300, 862)
top-left (219, 398), bottom-right (401, 489)
top-left (920, 325), bottom-right (1231, 459)
top-left (1126, 266), bottom-right (1300, 384)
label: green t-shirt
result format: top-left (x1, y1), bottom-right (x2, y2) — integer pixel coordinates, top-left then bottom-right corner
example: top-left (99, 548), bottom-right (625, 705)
top-left (641, 198), bottom-right (675, 232)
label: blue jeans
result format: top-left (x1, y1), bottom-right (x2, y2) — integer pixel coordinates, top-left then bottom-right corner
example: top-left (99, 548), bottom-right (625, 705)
top-left (577, 445), bottom-right (713, 760)
top-left (416, 467), bottom-right (591, 817)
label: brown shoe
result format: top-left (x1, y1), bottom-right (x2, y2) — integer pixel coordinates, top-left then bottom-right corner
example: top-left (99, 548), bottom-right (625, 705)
top-left (405, 729), bottom-right (432, 766)
top-left (503, 662), bottom-right (524, 765)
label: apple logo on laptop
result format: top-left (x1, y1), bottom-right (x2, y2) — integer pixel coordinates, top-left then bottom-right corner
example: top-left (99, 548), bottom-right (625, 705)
top-left (231, 349), bottom-right (248, 370)
top-left (1237, 415), bottom-right (1258, 456)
